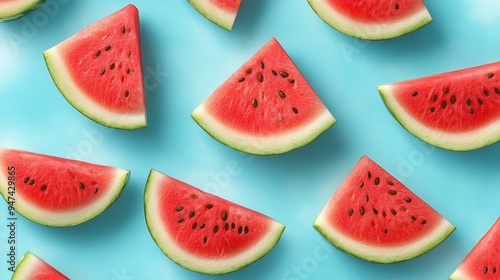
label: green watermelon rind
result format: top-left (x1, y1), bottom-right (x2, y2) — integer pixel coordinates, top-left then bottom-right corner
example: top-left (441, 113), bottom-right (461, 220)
top-left (11, 252), bottom-right (68, 280)
top-left (188, 0), bottom-right (238, 31)
top-left (307, 0), bottom-right (432, 40)
top-left (378, 84), bottom-right (500, 151)
top-left (144, 169), bottom-right (285, 275)
top-left (191, 106), bottom-right (336, 155)
top-left (0, 147), bottom-right (130, 227)
top-left (313, 209), bottom-right (456, 263)
top-left (0, 0), bottom-right (45, 22)
top-left (43, 49), bottom-right (147, 130)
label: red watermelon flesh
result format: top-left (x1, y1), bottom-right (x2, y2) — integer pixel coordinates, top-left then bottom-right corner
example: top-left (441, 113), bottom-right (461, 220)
top-left (450, 217), bottom-right (500, 279)
top-left (378, 61), bottom-right (500, 151)
top-left (188, 0), bottom-right (241, 31)
top-left (307, 0), bottom-right (432, 40)
top-left (0, 147), bottom-right (129, 227)
top-left (313, 155), bottom-right (455, 263)
top-left (191, 37), bottom-right (336, 155)
top-left (12, 252), bottom-right (69, 280)
top-left (43, 4), bottom-right (146, 129)
top-left (144, 169), bottom-right (285, 274)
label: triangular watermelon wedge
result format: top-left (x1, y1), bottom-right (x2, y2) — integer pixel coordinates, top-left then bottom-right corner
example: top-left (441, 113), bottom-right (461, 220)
top-left (11, 252), bottom-right (69, 280)
top-left (313, 155), bottom-right (455, 263)
top-left (450, 217), bottom-right (500, 279)
top-left (307, 0), bottom-right (432, 40)
top-left (188, 0), bottom-right (242, 31)
top-left (191, 38), bottom-right (336, 155)
top-left (144, 169), bottom-right (285, 274)
top-left (43, 4), bottom-right (146, 130)
top-left (378, 61), bottom-right (500, 151)
top-left (0, 0), bottom-right (44, 22)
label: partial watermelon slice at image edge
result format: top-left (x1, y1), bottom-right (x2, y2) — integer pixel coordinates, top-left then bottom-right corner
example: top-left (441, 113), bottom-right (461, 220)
top-left (144, 169), bottom-right (285, 274)
top-left (313, 156), bottom-right (455, 263)
top-left (378, 62), bottom-right (500, 151)
top-left (43, 4), bottom-right (147, 130)
top-left (307, 0), bottom-right (432, 40)
top-left (188, 0), bottom-right (241, 31)
top-left (449, 217), bottom-right (500, 279)
top-left (11, 251), bottom-right (69, 280)
top-left (0, 0), bottom-right (45, 22)
top-left (0, 147), bottom-right (130, 227)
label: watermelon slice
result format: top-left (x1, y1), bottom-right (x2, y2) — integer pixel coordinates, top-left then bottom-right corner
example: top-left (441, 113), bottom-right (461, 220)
top-left (191, 37), bottom-right (336, 155)
top-left (0, 0), bottom-right (44, 22)
top-left (313, 155), bottom-right (455, 263)
top-left (378, 61), bottom-right (500, 151)
top-left (0, 147), bottom-right (129, 227)
top-left (307, 0), bottom-right (432, 40)
top-left (188, 0), bottom-right (241, 31)
top-left (449, 217), bottom-right (500, 279)
top-left (11, 251), bottom-right (69, 280)
top-left (43, 4), bottom-right (146, 130)
top-left (144, 169), bottom-right (285, 274)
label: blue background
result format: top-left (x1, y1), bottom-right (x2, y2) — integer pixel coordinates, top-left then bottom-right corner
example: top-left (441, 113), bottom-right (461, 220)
top-left (1, 0), bottom-right (499, 279)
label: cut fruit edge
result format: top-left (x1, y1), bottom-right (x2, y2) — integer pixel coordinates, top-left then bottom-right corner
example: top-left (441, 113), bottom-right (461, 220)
top-left (313, 213), bottom-right (455, 263)
top-left (188, 0), bottom-right (239, 31)
top-left (43, 47), bottom-right (147, 130)
top-left (144, 169), bottom-right (285, 274)
top-left (378, 84), bottom-right (500, 151)
top-left (307, 0), bottom-right (432, 40)
top-left (12, 251), bottom-right (69, 280)
top-left (191, 105), bottom-right (336, 155)
top-left (0, 0), bottom-right (44, 22)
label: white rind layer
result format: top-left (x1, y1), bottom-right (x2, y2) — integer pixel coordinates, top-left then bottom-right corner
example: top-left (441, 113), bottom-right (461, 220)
top-left (144, 169), bottom-right (285, 275)
top-left (313, 212), bottom-right (455, 263)
top-left (307, 0), bottom-right (432, 40)
top-left (0, 0), bottom-right (44, 22)
top-left (191, 105), bottom-right (336, 155)
top-left (43, 47), bottom-right (147, 130)
top-left (378, 84), bottom-right (500, 151)
top-left (188, 0), bottom-right (238, 31)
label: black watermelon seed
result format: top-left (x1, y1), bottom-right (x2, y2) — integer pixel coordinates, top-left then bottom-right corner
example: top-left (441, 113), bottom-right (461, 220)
top-left (384, 228), bottom-right (388, 234)
top-left (177, 217), bottom-right (184, 223)
top-left (206, 204), bottom-right (213, 209)
top-left (421, 220), bottom-right (427, 225)
top-left (411, 216), bottom-right (416, 221)
top-left (483, 266), bottom-right (488, 274)
top-left (200, 223), bottom-right (205, 229)
top-left (104, 46), bottom-right (111, 51)
top-left (431, 94), bottom-right (437, 101)
top-left (189, 210), bottom-right (195, 218)
top-left (389, 190), bottom-right (397, 195)
top-left (450, 95), bottom-right (456, 104)
top-left (466, 98), bottom-right (472, 106)
top-left (24, 177), bottom-right (30, 184)
top-left (213, 225), bottom-right (219, 233)
top-left (495, 88), bottom-right (500, 94)
top-left (391, 209), bottom-right (397, 215)
top-left (365, 194), bottom-right (369, 202)
top-left (292, 107), bottom-right (299, 114)
top-left (271, 70), bottom-right (277, 76)
top-left (222, 211), bottom-right (228, 221)
top-left (430, 107), bottom-right (435, 113)
top-left (470, 108), bottom-right (475, 114)
top-left (79, 182), bottom-right (85, 190)
top-left (239, 77), bottom-right (245, 82)
top-left (279, 90), bottom-right (286, 98)
top-left (348, 208), bottom-right (354, 216)
top-left (175, 206), bottom-right (184, 212)
top-left (257, 73), bottom-right (263, 83)
top-left (404, 197), bottom-right (412, 203)
top-left (478, 98), bottom-right (483, 105)
top-left (395, 3), bottom-right (399, 9)
top-left (40, 185), bottom-right (47, 191)
top-left (191, 194), bottom-right (198, 199)
top-left (121, 26), bottom-right (126, 34)
top-left (126, 68), bottom-right (131, 74)
top-left (411, 92), bottom-right (418, 97)
top-left (488, 73), bottom-right (495, 79)
top-left (231, 222), bottom-right (236, 229)
top-left (203, 236), bottom-right (207, 244)
top-left (238, 226), bottom-right (243, 234)
top-left (373, 208), bottom-right (379, 215)
top-left (387, 181), bottom-right (394, 186)
top-left (94, 188), bottom-right (99, 193)
top-left (484, 90), bottom-right (490, 96)
top-left (279, 71), bottom-right (289, 78)
top-left (192, 222), bottom-right (197, 229)
top-left (246, 68), bottom-right (252, 74)
top-left (260, 61), bottom-right (265, 69)
top-left (110, 63), bottom-right (115, 70)
top-left (95, 50), bottom-right (101, 57)
top-left (252, 99), bottom-right (258, 108)
top-left (444, 87), bottom-right (450, 93)
top-left (360, 182), bottom-right (364, 188)
top-left (367, 172), bottom-right (372, 179)
top-left (224, 223), bottom-right (229, 231)
top-left (492, 266), bottom-right (497, 273)
top-left (441, 101), bottom-right (447, 109)
top-left (244, 226), bottom-right (249, 234)
top-left (28, 179), bottom-right (35, 185)
top-left (359, 207), bottom-right (365, 215)
top-left (125, 90), bottom-right (130, 97)
top-left (382, 211), bottom-right (387, 217)
top-left (100, 68), bottom-right (106, 75)
top-left (289, 79), bottom-right (295, 84)
top-left (374, 177), bottom-right (380, 185)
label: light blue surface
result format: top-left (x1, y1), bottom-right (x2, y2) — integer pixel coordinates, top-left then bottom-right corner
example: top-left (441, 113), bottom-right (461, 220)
top-left (0, 0), bottom-right (499, 279)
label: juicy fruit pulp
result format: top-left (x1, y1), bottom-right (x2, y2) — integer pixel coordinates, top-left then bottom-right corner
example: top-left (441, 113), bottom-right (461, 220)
top-left (43, 4), bottom-right (146, 129)
top-left (307, 0), bottom-right (432, 40)
top-left (0, 0), bottom-right (45, 22)
top-left (144, 169), bottom-right (285, 274)
top-left (314, 156), bottom-right (455, 263)
top-left (11, 251), bottom-right (69, 280)
top-left (378, 61), bottom-right (500, 151)
top-left (191, 37), bottom-right (336, 155)
top-left (0, 147), bottom-right (129, 227)
top-left (449, 217), bottom-right (500, 279)
top-left (188, 0), bottom-right (241, 31)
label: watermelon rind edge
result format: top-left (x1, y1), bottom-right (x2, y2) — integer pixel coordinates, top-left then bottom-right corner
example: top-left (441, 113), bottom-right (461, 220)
top-left (11, 251), bottom-right (68, 280)
top-left (306, 0), bottom-right (432, 40)
top-left (378, 84), bottom-right (500, 151)
top-left (0, 0), bottom-right (45, 22)
top-left (144, 169), bottom-right (286, 275)
top-left (313, 212), bottom-right (455, 263)
top-left (187, 0), bottom-right (238, 31)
